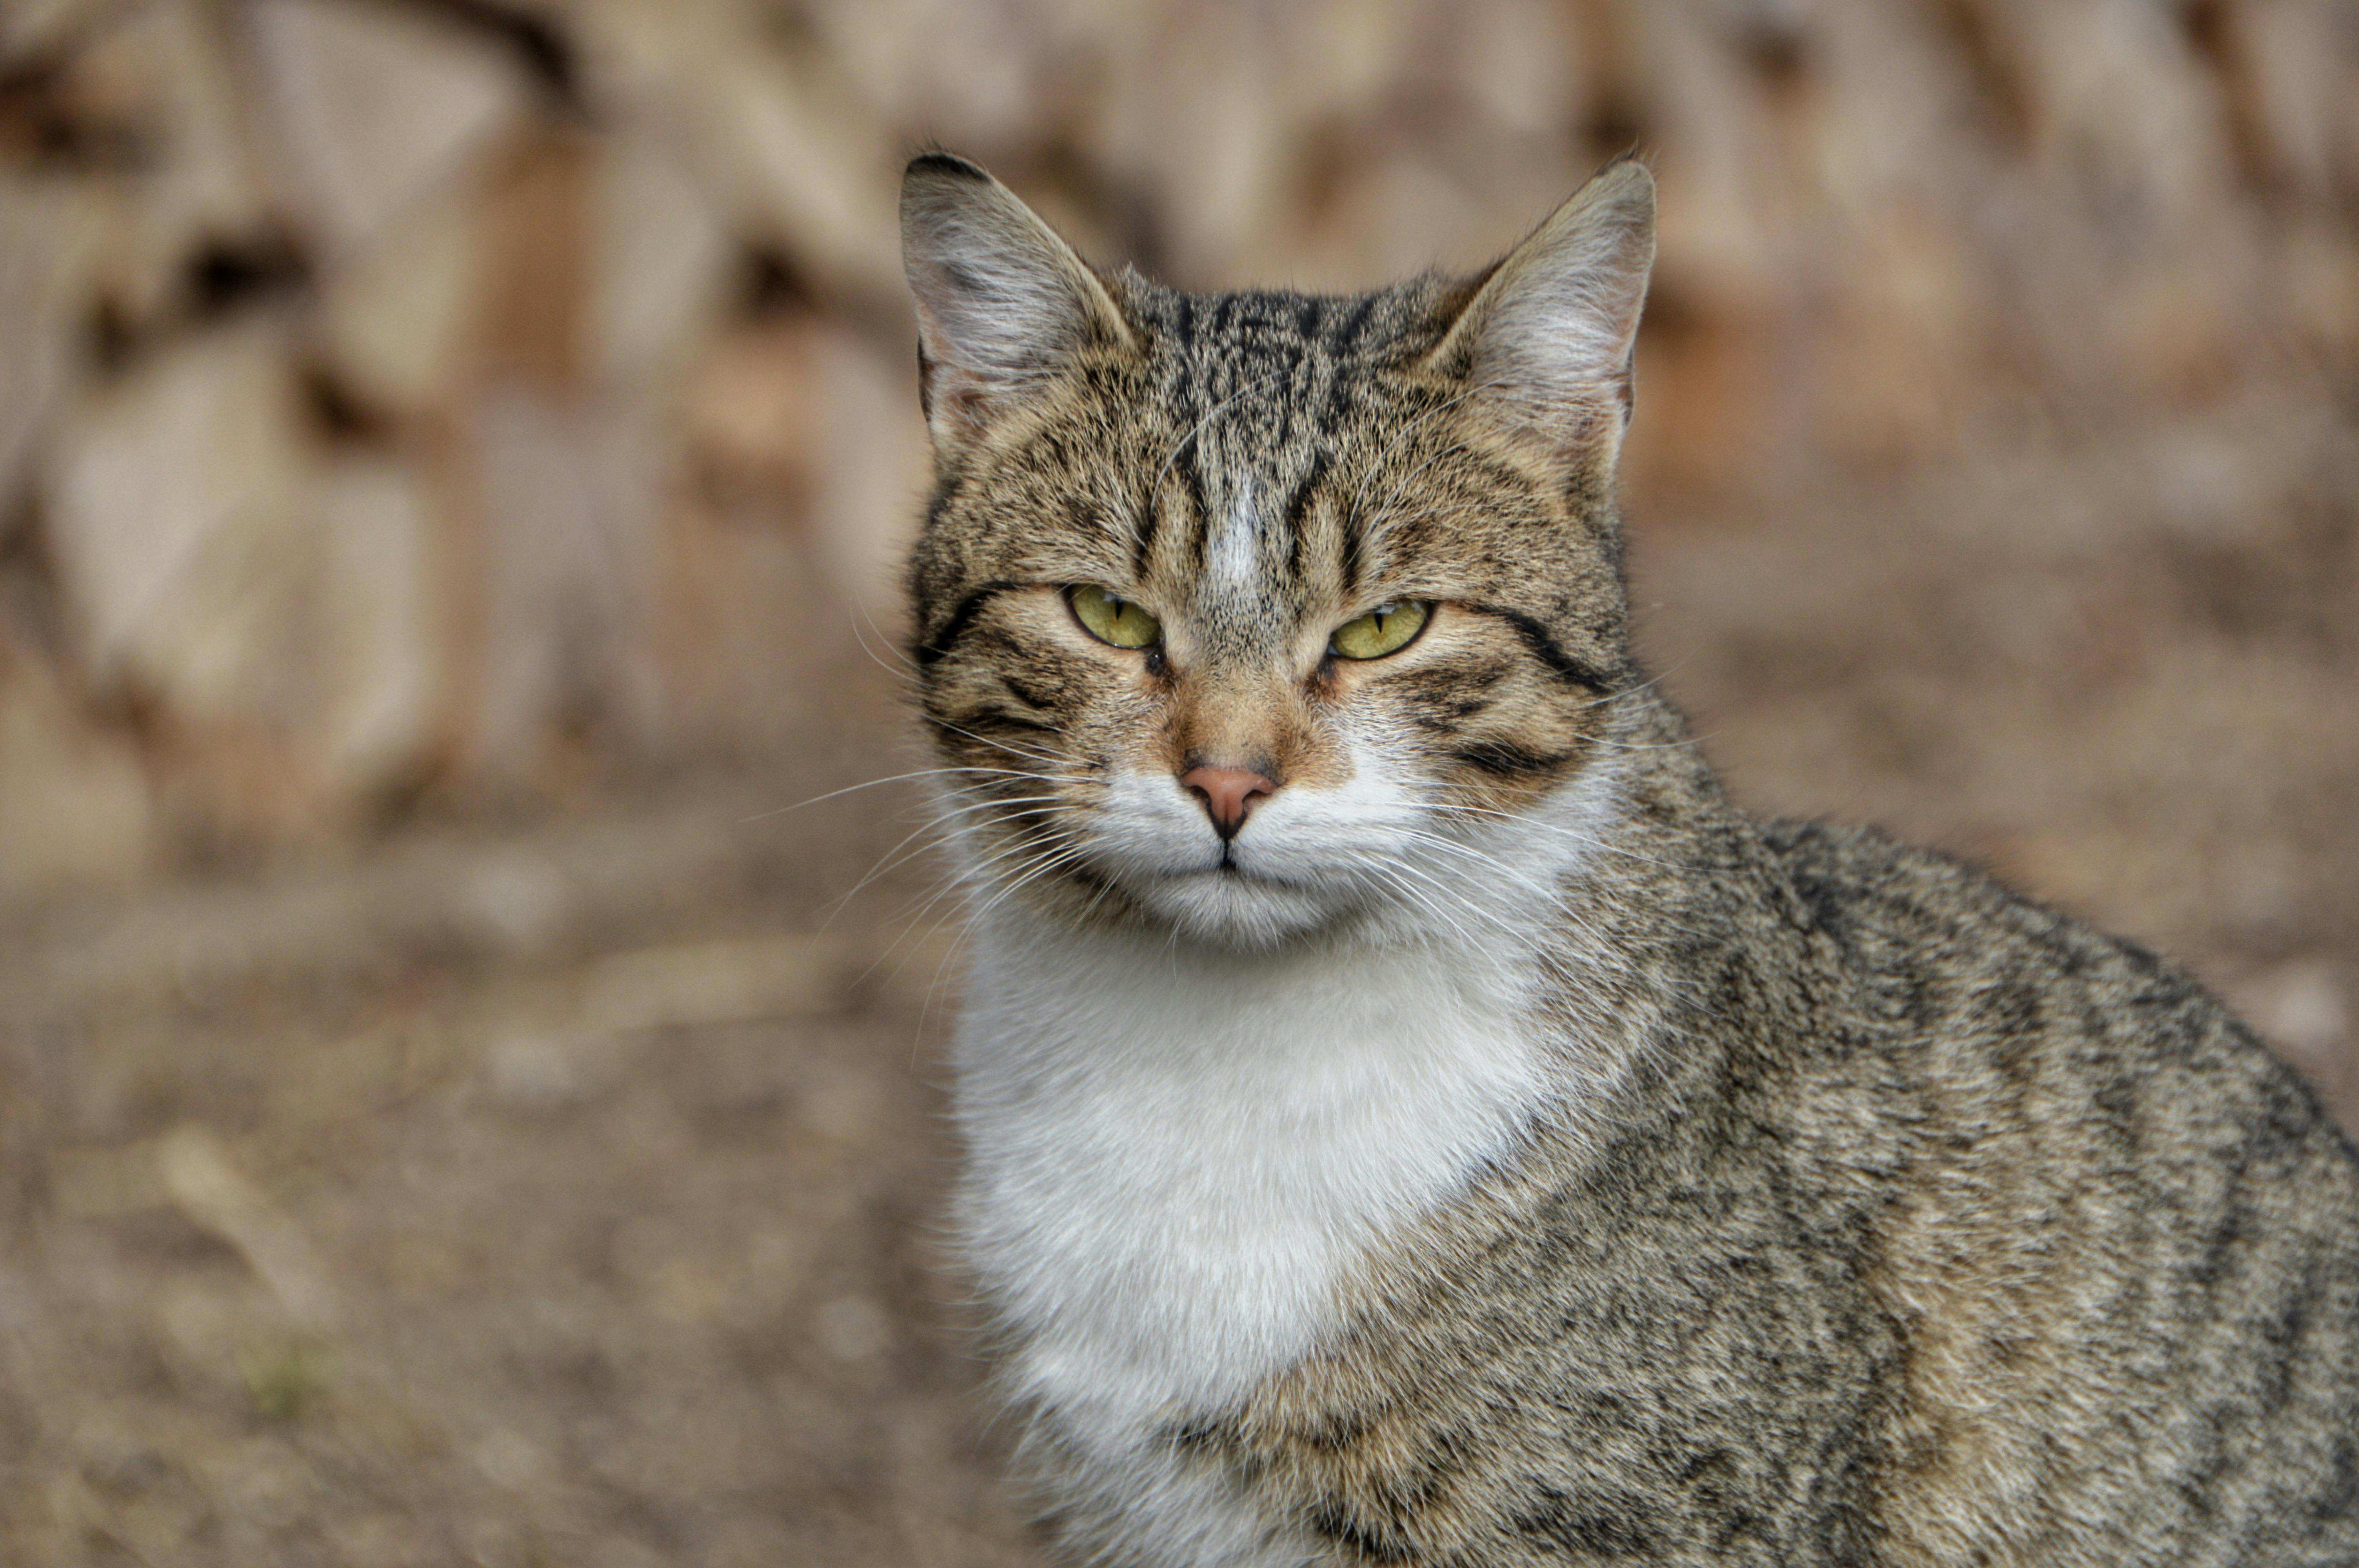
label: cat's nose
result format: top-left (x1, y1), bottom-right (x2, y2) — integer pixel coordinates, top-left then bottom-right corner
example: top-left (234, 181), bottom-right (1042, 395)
top-left (1181, 765), bottom-right (1278, 842)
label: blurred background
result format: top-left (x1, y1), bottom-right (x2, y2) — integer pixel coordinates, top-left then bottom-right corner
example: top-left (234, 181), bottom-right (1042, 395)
top-left (0, 0), bottom-right (2353, 1561)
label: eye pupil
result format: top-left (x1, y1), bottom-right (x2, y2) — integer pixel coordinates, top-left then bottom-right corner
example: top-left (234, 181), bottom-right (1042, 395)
top-left (1328, 599), bottom-right (1430, 660)
top-left (1070, 584), bottom-right (1163, 650)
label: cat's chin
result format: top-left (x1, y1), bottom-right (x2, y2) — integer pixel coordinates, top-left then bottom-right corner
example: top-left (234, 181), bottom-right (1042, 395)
top-left (1129, 867), bottom-right (1354, 950)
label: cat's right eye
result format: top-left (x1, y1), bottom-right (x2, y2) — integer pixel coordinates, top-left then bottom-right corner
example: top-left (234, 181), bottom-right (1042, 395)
top-left (1329, 601), bottom-right (1431, 661)
top-left (1068, 585), bottom-right (1163, 650)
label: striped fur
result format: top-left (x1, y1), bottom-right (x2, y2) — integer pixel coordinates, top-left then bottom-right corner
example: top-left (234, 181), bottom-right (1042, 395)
top-left (900, 153), bottom-right (2359, 1566)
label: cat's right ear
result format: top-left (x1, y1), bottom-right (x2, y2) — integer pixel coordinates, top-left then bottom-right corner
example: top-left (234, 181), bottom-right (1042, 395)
top-left (900, 153), bottom-right (1135, 456)
top-left (1421, 159), bottom-right (1657, 477)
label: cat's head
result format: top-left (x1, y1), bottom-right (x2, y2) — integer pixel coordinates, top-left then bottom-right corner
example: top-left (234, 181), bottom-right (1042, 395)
top-left (900, 152), bottom-right (1654, 949)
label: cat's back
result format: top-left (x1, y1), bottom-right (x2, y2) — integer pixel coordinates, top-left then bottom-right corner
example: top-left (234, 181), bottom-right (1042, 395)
top-left (1762, 818), bottom-right (2359, 1566)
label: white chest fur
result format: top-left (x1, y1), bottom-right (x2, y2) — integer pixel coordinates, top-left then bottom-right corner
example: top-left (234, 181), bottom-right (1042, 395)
top-left (952, 910), bottom-right (1553, 1461)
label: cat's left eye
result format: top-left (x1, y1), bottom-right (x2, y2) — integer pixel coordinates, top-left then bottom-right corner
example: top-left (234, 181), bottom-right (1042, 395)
top-left (1329, 601), bottom-right (1431, 661)
top-left (1069, 584), bottom-right (1163, 649)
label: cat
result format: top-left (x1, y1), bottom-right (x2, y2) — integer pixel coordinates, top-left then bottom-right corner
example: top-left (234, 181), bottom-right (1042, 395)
top-left (895, 151), bottom-right (2359, 1567)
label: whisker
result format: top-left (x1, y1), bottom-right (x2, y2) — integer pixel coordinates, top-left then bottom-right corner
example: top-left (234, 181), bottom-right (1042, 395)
top-left (847, 606), bottom-right (921, 688)
top-left (1378, 809), bottom-right (1710, 944)
top-left (941, 839), bottom-right (1099, 940)
top-left (869, 828), bottom-right (1094, 995)
top-left (1378, 855), bottom-right (1521, 948)
top-left (854, 599), bottom-right (920, 673)
top-left (742, 764), bottom-right (1058, 824)
top-left (880, 825), bottom-right (1070, 929)
top-left (927, 716), bottom-right (1078, 770)
top-left (1387, 795), bottom-right (1687, 877)
top-left (821, 793), bottom-right (1084, 923)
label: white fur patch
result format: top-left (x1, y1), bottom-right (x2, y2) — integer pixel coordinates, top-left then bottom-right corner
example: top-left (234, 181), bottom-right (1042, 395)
top-left (947, 752), bottom-right (1628, 1565)
top-left (956, 912), bottom-right (1548, 1562)
top-left (1209, 476), bottom-right (1259, 591)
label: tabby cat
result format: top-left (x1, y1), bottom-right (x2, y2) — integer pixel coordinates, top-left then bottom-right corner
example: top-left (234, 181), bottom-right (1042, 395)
top-left (897, 151), bottom-right (2359, 1567)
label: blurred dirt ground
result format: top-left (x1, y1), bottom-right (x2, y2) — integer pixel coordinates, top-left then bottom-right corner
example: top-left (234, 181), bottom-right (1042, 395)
top-left (3, 2), bottom-right (2357, 1561)
top-left (2, 392), bottom-right (2354, 1568)
top-left (0, 677), bottom-right (1049, 1567)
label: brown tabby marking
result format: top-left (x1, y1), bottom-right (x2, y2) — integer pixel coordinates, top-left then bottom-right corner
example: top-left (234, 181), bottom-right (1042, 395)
top-left (904, 163), bottom-right (1632, 929)
top-left (900, 151), bottom-right (2359, 1567)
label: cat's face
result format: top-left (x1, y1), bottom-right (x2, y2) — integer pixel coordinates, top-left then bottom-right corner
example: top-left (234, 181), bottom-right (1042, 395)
top-left (901, 155), bottom-right (1654, 948)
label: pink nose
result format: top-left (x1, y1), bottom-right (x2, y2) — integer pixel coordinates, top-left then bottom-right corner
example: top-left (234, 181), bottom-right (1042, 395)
top-left (1181, 765), bottom-right (1278, 841)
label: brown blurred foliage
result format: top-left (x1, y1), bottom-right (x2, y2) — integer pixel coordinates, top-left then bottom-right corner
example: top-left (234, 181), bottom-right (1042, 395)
top-left (2, 0), bottom-right (2354, 883)
top-left (0, 2), bottom-right (2355, 1564)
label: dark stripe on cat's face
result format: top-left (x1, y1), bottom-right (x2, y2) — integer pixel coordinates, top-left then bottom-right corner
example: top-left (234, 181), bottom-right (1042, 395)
top-left (1472, 606), bottom-right (1617, 695)
top-left (916, 581), bottom-right (1019, 667)
top-left (1283, 448), bottom-right (1330, 586)
top-left (1449, 740), bottom-right (1585, 780)
top-left (1177, 436), bottom-right (1214, 583)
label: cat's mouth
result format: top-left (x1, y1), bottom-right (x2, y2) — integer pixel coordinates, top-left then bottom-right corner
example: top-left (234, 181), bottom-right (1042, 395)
top-left (1210, 841), bottom-right (1290, 883)
top-left (1046, 769), bottom-right (1398, 945)
top-left (1123, 854), bottom-right (1344, 946)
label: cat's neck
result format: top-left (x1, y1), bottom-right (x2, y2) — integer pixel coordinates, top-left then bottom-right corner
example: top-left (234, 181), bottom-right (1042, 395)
top-left (946, 723), bottom-right (1700, 1440)
top-left (952, 907), bottom-right (1560, 1426)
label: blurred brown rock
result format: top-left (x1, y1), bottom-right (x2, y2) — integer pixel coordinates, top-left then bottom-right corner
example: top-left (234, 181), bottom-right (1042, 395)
top-left (0, 0), bottom-right (2350, 875)
top-left (313, 174), bottom-right (488, 416)
top-left (0, 179), bottom-right (92, 509)
top-left (67, 0), bottom-right (279, 334)
top-left (0, 636), bottom-right (152, 898)
top-left (461, 384), bottom-right (663, 775)
top-left (0, 13), bottom-right (2353, 1566)
top-left (39, 322), bottom-right (447, 832)
top-left (44, 325), bottom-right (320, 741)
top-left (247, 0), bottom-right (527, 256)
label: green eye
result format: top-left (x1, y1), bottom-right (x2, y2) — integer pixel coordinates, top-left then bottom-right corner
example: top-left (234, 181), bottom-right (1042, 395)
top-left (1329, 601), bottom-right (1430, 660)
top-left (1069, 585), bottom-right (1163, 649)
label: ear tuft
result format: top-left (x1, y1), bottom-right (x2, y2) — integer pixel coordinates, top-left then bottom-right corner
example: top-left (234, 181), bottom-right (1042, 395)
top-left (1424, 160), bottom-right (1657, 471)
top-left (900, 154), bottom-right (1132, 455)
top-left (905, 151), bottom-right (994, 185)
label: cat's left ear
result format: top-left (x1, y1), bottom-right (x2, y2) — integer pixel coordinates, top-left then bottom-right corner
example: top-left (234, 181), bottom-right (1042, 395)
top-left (1422, 159), bottom-right (1656, 474)
top-left (901, 152), bottom-right (1136, 457)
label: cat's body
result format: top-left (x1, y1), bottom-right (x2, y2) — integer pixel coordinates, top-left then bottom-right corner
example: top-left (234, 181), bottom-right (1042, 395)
top-left (898, 153), bottom-right (2359, 1566)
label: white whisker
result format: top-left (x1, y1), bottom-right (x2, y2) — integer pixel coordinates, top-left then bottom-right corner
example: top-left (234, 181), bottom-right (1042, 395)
top-left (743, 764), bottom-right (1054, 824)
